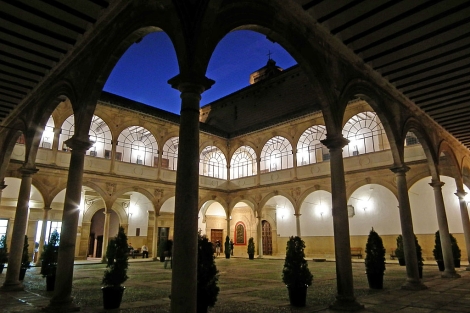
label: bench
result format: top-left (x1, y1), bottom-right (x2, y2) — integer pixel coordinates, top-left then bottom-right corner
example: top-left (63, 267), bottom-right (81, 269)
top-left (128, 248), bottom-right (142, 258)
top-left (350, 247), bottom-right (362, 259)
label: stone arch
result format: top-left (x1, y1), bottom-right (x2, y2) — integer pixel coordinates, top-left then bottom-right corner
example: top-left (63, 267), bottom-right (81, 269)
top-left (0, 119), bottom-right (26, 178)
top-left (338, 80), bottom-right (401, 163)
top-left (462, 157), bottom-right (470, 189)
top-left (438, 140), bottom-right (462, 184)
top-left (403, 117), bottom-right (439, 178)
top-left (346, 179), bottom-right (398, 200)
top-left (199, 195), bottom-right (229, 217)
top-left (259, 191), bottom-right (296, 214)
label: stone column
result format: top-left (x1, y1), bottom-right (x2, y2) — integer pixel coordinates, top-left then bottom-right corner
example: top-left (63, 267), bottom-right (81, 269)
top-left (256, 158), bottom-right (261, 186)
top-left (257, 215), bottom-right (263, 257)
top-left (153, 213), bottom-right (160, 260)
top-left (35, 206), bottom-right (52, 265)
top-left (1, 167), bottom-right (37, 291)
top-left (391, 166), bottom-right (427, 289)
top-left (0, 180), bottom-right (7, 205)
top-left (169, 76), bottom-right (213, 313)
top-left (294, 213), bottom-right (301, 237)
top-left (455, 191), bottom-right (470, 270)
top-left (51, 127), bottom-right (61, 164)
top-left (47, 137), bottom-right (92, 311)
top-left (321, 135), bottom-right (363, 311)
top-left (101, 211), bottom-right (111, 263)
top-left (430, 180), bottom-right (459, 278)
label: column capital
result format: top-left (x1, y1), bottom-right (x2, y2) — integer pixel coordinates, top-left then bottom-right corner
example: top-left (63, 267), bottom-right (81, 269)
top-left (390, 165), bottom-right (410, 174)
top-left (320, 135), bottom-right (349, 150)
top-left (43, 206), bottom-right (52, 211)
top-left (18, 166), bottom-right (38, 177)
top-left (294, 213), bottom-right (301, 217)
top-left (429, 180), bottom-right (445, 189)
top-left (168, 74), bottom-right (215, 94)
top-left (455, 190), bottom-right (467, 200)
top-left (64, 136), bottom-right (93, 153)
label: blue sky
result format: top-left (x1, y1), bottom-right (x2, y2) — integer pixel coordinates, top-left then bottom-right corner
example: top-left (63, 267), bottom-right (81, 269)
top-left (103, 30), bottom-right (297, 115)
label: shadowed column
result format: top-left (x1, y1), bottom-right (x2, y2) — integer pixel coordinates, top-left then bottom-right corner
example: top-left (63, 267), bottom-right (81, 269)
top-left (1, 167), bottom-right (37, 291)
top-left (46, 137), bottom-right (92, 312)
top-left (321, 135), bottom-right (363, 311)
top-left (391, 166), bottom-right (427, 289)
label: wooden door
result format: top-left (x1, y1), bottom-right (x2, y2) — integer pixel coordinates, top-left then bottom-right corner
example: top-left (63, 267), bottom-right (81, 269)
top-left (262, 220), bottom-right (272, 255)
top-left (211, 229), bottom-right (224, 253)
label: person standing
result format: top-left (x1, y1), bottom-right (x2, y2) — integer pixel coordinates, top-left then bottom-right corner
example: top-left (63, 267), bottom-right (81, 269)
top-left (141, 244), bottom-right (148, 258)
top-left (215, 240), bottom-right (220, 257)
top-left (230, 239), bottom-right (234, 256)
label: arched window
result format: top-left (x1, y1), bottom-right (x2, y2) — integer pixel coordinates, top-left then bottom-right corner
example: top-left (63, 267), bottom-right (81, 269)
top-left (88, 115), bottom-right (112, 158)
top-left (405, 131), bottom-right (420, 146)
top-left (199, 146), bottom-right (227, 179)
top-left (260, 136), bottom-right (293, 172)
top-left (297, 125), bottom-right (328, 165)
top-left (230, 145), bottom-right (257, 179)
top-left (59, 115), bottom-right (112, 157)
top-left (116, 126), bottom-right (158, 166)
top-left (39, 116), bottom-right (55, 149)
top-left (342, 111), bottom-right (388, 157)
top-left (162, 137), bottom-right (179, 170)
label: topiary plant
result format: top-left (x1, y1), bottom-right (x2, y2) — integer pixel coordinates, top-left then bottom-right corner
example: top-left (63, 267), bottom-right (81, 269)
top-left (197, 232), bottom-right (219, 312)
top-left (0, 235), bottom-right (7, 264)
top-left (224, 236), bottom-right (230, 259)
top-left (102, 226), bottom-right (129, 287)
top-left (247, 237), bottom-right (255, 259)
top-left (21, 235), bottom-right (31, 269)
top-left (365, 228), bottom-right (385, 275)
top-left (40, 229), bottom-right (59, 277)
top-left (282, 236), bottom-right (313, 287)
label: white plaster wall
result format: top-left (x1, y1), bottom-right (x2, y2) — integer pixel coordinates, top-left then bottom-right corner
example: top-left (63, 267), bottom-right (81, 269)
top-left (300, 190), bottom-right (333, 236)
top-left (348, 184), bottom-right (400, 236)
top-left (267, 196), bottom-right (296, 237)
top-left (127, 193), bottom-right (153, 236)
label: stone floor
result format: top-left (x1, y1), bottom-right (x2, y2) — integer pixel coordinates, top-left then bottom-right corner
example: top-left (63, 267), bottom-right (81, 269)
top-left (1, 257), bottom-right (469, 312)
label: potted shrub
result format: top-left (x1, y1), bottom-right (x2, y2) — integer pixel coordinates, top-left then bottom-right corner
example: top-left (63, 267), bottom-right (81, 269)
top-left (40, 229), bottom-right (59, 291)
top-left (282, 236), bottom-right (313, 307)
top-left (224, 236), bottom-right (230, 259)
top-left (433, 230), bottom-right (461, 271)
top-left (395, 235), bottom-right (405, 266)
top-left (364, 228), bottom-right (385, 289)
top-left (102, 226), bottom-right (129, 310)
top-left (197, 232), bottom-right (219, 313)
top-left (450, 233), bottom-right (461, 268)
top-left (19, 235), bottom-right (30, 281)
top-left (0, 235), bottom-right (8, 274)
top-left (247, 237), bottom-right (255, 260)
top-left (415, 235), bottom-right (424, 278)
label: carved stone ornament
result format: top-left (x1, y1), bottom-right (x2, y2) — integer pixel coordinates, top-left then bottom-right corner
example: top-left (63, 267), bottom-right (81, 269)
top-left (106, 182), bottom-right (116, 196)
top-left (291, 187), bottom-right (301, 199)
top-left (154, 189), bottom-right (164, 199)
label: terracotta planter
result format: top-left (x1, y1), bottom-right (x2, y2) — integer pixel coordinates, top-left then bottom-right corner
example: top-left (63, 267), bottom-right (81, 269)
top-left (287, 285), bottom-right (308, 307)
top-left (366, 273), bottom-right (383, 289)
top-left (102, 286), bottom-right (125, 310)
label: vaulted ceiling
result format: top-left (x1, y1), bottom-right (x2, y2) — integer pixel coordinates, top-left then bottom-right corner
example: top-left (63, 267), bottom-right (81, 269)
top-left (1, 0), bottom-right (470, 149)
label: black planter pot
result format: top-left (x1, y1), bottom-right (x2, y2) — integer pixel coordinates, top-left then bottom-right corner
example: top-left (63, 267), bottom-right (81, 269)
top-left (436, 260), bottom-right (445, 271)
top-left (454, 259), bottom-right (460, 268)
top-left (102, 286), bottom-right (125, 310)
top-left (197, 301), bottom-right (208, 313)
top-left (225, 253), bottom-right (230, 259)
top-left (248, 253), bottom-right (254, 260)
top-left (366, 273), bottom-right (383, 289)
top-left (287, 285), bottom-right (308, 307)
top-left (398, 258), bottom-right (406, 266)
top-left (19, 268), bottom-right (27, 280)
top-left (0, 263), bottom-right (4, 274)
top-left (418, 266), bottom-right (423, 279)
top-left (46, 275), bottom-right (56, 291)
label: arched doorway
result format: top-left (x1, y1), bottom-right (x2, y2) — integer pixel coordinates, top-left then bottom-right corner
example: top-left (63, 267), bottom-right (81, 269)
top-left (262, 220), bottom-right (272, 255)
top-left (89, 208), bottom-right (119, 258)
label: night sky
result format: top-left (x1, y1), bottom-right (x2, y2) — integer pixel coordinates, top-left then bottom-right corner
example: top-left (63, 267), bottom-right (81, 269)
top-left (103, 30), bottom-right (297, 115)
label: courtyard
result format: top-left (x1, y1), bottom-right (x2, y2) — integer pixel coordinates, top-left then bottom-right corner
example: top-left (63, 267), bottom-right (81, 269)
top-left (1, 258), bottom-right (470, 312)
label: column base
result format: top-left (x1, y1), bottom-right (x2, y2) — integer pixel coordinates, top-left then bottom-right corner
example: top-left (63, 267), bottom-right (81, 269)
top-left (465, 265), bottom-right (470, 271)
top-left (44, 297), bottom-right (79, 312)
top-left (441, 270), bottom-right (461, 278)
top-left (329, 296), bottom-right (364, 311)
top-left (0, 281), bottom-right (24, 292)
top-left (401, 279), bottom-right (427, 290)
